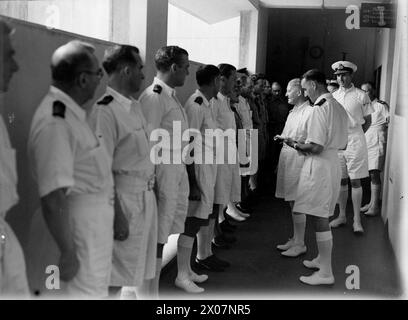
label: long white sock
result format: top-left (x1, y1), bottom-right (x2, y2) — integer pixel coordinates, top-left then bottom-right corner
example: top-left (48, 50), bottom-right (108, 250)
top-left (177, 235), bottom-right (195, 280)
top-left (337, 184), bottom-right (348, 219)
top-left (149, 258), bottom-right (162, 300)
top-left (292, 213), bottom-right (306, 246)
top-left (316, 231), bottom-right (333, 277)
top-left (351, 186), bottom-right (363, 223)
top-left (371, 183), bottom-right (381, 210)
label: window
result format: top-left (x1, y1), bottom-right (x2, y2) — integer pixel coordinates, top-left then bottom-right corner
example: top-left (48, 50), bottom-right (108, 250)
top-left (167, 3), bottom-right (240, 66)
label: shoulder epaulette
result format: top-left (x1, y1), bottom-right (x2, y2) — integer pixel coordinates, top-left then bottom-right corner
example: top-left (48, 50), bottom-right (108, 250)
top-left (97, 95), bottom-right (114, 105)
top-left (194, 96), bottom-right (203, 105)
top-left (378, 100), bottom-right (387, 105)
top-left (314, 98), bottom-right (326, 107)
top-left (153, 85), bottom-right (162, 94)
top-left (52, 101), bottom-right (66, 118)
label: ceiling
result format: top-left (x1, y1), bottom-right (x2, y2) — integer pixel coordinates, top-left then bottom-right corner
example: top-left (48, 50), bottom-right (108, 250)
top-left (260, 0), bottom-right (392, 9)
top-left (169, 0), bottom-right (393, 24)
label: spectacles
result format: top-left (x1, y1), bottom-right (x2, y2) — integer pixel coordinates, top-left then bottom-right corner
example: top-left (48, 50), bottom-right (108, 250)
top-left (79, 68), bottom-right (104, 79)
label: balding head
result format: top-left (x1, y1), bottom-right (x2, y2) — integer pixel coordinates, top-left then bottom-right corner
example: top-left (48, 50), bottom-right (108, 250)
top-left (51, 40), bottom-right (97, 85)
top-left (51, 40), bottom-right (102, 106)
top-left (286, 78), bottom-right (306, 105)
top-left (0, 18), bottom-right (19, 92)
top-left (271, 82), bottom-right (282, 97)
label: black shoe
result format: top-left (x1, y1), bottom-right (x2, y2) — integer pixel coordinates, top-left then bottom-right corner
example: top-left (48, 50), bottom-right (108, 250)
top-left (212, 236), bottom-right (231, 249)
top-left (220, 220), bottom-right (237, 233)
top-left (220, 233), bottom-right (237, 244)
top-left (195, 257), bottom-right (225, 272)
top-left (208, 254), bottom-right (231, 268)
top-left (236, 202), bottom-right (252, 214)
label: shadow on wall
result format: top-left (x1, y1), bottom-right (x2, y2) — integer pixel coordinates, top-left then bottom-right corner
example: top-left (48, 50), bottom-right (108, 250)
top-left (2, 16), bottom-right (202, 294)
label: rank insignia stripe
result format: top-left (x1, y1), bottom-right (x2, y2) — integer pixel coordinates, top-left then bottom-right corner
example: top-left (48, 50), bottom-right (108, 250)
top-left (97, 95), bottom-right (114, 105)
top-left (52, 100), bottom-right (66, 118)
top-left (153, 85), bottom-right (162, 94)
top-left (194, 96), bottom-right (203, 105)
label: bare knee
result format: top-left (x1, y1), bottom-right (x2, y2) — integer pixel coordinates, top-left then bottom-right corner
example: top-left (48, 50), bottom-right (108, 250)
top-left (310, 216), bottom-right (330, 232)
top-left (350, 179), bottom-right (361, 188)
top-left (370, 170), bottom-right (381, 185)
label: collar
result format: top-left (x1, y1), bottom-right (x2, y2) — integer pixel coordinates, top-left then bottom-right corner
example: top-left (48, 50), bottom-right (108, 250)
top-left (217, 92), bottom-right (229, 103)
top-left (106, 87), bottom-right (133, 113)
top-left (153, 77), bottom-right (176, 98)
top-left (293, 100), bottom-right (311, 111)
top-left (50, 86), bottom-right (86, 122)
top-left (338, 83), bottom-right (355, 94)
top-left (314, 93), bottom-right (332, 106)
top-left (195, 89), bottom-right (210, 107)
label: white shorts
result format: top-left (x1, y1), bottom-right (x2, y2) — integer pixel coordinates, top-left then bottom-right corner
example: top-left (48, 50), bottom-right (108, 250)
top-left (187, 164), bottom-right (217, 220)
top-left (365, 127), bottom-right (387, 171)
top-left (294, 150), bottom-right (341, 218)
top-left (155, 164), bottom-right (189, 244)
top-left (338, 130), bottom-right (369, 180)
top-left (111, 175), bottom-right (158, 287)
top-left (0, 217), bottom-right (30, 297)
top-left (214, 162), bottom-right (241, 206)
top-left (275, 145), bottom-right (306, 201)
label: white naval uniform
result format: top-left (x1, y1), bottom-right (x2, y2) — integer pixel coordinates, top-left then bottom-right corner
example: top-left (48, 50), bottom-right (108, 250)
top-left (236, 95), bottom-right (254, 176)
top-left (184, 90), bottom-right (217, 219)
top-left (212, 92), bottom-right (241, 205)
top-left (28, 86), bottom-right (114, 298)
top-left (294, 93), bottom-right (348, 218)
top-left (275, 100), bottom-right (313, 201)
top-left (0, 115), bottom-right (30, 297)
top-left (139, 77), bottom-right (189, 244)
top-left (89, 87), bottom-right (158, 287)
top-left (332, 84), bottom-right (374, 180)
top-left (365, 98), bottom-right (389, 171)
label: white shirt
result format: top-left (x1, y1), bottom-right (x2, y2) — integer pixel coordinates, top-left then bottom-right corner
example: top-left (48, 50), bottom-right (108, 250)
top-left (88, 87), bottom-right (154, 180)
top-left (369, 98), bottom-right (389, 129)
top-left (332, 84), bottom-right (374, 130)
top-left (306, 93), bottom-right (349, 151)
top-left (281, 100), bottom-right (313, 143)
top-left (28, 86), bottom-right (113, 197)
top-left (184, 89), bottom-right (217, 163)
top-left (0, 115), bottom-right (18, 216)
top-left (139, 77), bottom-right (188, 153)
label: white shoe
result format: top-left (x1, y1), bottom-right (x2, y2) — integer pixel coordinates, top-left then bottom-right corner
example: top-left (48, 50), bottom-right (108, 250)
top-left (225, 207), bottom-right (246, 222)
top-left (353, 221), bottom-right (364, 234)
top-left (360, 203), bottom-right (371, 212)
top-left (330, 217), bottom-right (347, 228)
top-left (303, 258), bottom-right (321, 270)
top-left (189, 272), bottom-right (208, 283)
top-left (300, 272), bottom-right (334, 286)
top-left (364, 206), bottom-right (380, 216)
top-left (281, 244), bottom-right (307, 257)
top-left (276, 238), bottom-right (294, 251)
top-left (175, 278), bottom-right (204, 293)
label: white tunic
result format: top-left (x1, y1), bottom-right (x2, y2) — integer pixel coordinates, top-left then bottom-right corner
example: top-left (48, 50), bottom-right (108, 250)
top-left (275, 101), bottom-right (313, 201)
top-left (365, 99), bottom-right (389, 170)
top-left (184, 90), bottom-right (217, 219)
top-left (212, 92), bottom-right (240, 205)
top-left (88, 87), bottom-right (158, 287)
top-left (333, 84), bottom-right (374, 180)
top-left (0, 114), bottom-right (29, 297)
top-left (294, 93), bottom-right (348, 217)
top-left (139, 78), bottom-right (189, 244)
top-left (28, 86), bottom-right (114, 298)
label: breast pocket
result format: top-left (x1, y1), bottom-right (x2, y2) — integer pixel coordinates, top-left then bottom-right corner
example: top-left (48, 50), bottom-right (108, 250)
top-left (131, 127), bottom-right (150, 161)
top-left (0, 147), bottom-right (17, 187)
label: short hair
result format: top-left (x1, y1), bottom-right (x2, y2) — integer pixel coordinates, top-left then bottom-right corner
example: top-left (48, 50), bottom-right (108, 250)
top-left (328, 82), bottom-right (339, 89)
top-left (288, 78), bottom-right (301, 89)
top-left (196, 64), bottom-right (220, 87)
top-left (51, 40), bottom-right (96, 83)
top-left (362, 81), bottom-right (375, 90)
top-left (218, 63), bottom-right (236, 79)
top-left (302, 69), bottom-right (327, 86)
top-left (103, 45), bottom-right (140, 75)
top-left (154, 46), bottom-right (188, 72)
